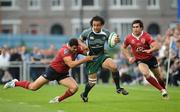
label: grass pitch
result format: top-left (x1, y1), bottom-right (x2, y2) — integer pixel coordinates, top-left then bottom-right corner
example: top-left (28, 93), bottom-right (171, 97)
top-left (0, 84), bottom-right (179, 112)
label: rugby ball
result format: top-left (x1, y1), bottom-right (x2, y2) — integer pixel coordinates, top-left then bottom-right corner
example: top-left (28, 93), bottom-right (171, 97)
top-left (108, 32), bottom-right (118, 48)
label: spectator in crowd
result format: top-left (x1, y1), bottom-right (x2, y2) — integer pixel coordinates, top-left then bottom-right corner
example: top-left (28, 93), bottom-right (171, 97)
top-left (8, 47), bottom-right (22, 80)
top-left (19, 46), bottom-right (31, 62)
top-left (43, 44), bottom-right (57, 59)
top-left (169, 39), bottom-right (180, 86)
top-left (0, 47), bottom-right (10, 84)
top-left (30, 47), bottom-right (46, 81)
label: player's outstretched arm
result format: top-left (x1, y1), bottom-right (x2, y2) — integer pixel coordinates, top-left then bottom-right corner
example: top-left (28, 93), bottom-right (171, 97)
top-left (120, 44), bottom-right (135, 64)
top-left (78, 39), bottom-right (89, 55)
top-left (63, 56), bottom-right (94, 68)
top-left (120, 44), bottom-right (131, 60)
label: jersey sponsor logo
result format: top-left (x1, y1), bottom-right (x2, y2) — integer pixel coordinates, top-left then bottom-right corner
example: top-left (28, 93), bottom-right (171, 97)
top-left (90, 36), bottom-right (95, 40)
top-left (136, 47), bottom-right (144, 53)
top-left (141, 38), bottom-right (145, 44)
top-left (91, 45), bottom-right (103, 48)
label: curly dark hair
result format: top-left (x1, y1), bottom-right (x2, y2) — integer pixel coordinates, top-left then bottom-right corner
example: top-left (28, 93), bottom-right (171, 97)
top-left (90, 16), bottom-right (105, 26)
top-left (68, 38), bottom-right (78, 47)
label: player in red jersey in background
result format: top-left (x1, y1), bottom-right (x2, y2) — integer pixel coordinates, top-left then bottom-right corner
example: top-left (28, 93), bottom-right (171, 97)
top-left (4, 38), bottom-right (95, 103)
top-left (121, 20), bottom-right (168, 99)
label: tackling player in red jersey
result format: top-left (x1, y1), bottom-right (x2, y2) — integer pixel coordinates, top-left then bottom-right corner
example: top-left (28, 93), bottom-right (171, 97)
top-left (121, 20), bottom-right (168, 99)
top-left (4, 38), bottom-right (95, 103)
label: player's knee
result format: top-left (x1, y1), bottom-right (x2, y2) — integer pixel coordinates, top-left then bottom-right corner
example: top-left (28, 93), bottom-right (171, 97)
top-left (112, 69), bottom-right (119, 74)
top-left (110, 66), bottom-right (118, 73)
top-left (69, 85), bottom-right (79, 93)
top-left (28, 86), bottom-right (39, 91)
top-left (143, 73), bottom-right (150, 78)
top-left (139, 69), bottom-right (150, 78)
top-left (28, 84), bottom-right (39, 91)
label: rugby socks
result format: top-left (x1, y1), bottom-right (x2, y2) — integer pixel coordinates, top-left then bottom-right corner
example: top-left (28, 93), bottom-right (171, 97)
top-left (112, 71), bottom-right (120, 89)
top-left (15, 81), bottom-right (31, 89)
top-left (83, 83), bottom-right (95, 97)
top-left (146, 76), bottom-right (163, 91)
top-left (58, 89), bottom-right (74, 102)
top-left (157, 78), bottom-right (166, 89)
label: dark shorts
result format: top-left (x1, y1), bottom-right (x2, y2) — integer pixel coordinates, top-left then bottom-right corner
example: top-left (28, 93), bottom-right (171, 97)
top-left (86, 53), bottom-right (110, 74)
top-left (42, 66), bottom-right (70, 82)
top-left (135, 56), bottom-right (159, 69)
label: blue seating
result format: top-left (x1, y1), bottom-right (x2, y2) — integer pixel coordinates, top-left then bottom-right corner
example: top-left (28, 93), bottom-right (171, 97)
top-left (0, 34), bottom-right (70, 48)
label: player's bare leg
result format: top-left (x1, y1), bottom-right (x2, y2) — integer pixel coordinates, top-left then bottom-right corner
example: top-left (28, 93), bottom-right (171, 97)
top-left (150, 68), bottom-right (169, 99)
top-left (138, 63), bottom-right (168, 99)
top-left (4, 75), bottom-right (48, 90)
top-left (102, 58), bottom-right (128, 95)
top-left (49, 77), bottom-right (78, 103)
top-left (151, 68), bottom-right (166, 89)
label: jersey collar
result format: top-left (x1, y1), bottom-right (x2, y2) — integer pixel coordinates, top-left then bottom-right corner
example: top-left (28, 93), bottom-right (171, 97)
top-left (92, 28), bottom-right (106, 35)
top-left (132, 31), bottom-right (144, 40)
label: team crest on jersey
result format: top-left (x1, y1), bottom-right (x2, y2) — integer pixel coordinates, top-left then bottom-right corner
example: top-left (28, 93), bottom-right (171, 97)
top-left (102, 36), bottom-right (106, 40)
top-left (140, 38), bottom-right (145, 44)
top-left (64, 49), bottom-right (69, 55)
top-left (131, 39), bottom-right (135, 44)
top-left (90, 36), bottom-right (94, 40)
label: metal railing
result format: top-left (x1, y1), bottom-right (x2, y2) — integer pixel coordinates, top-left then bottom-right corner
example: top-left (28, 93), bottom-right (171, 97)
top-left (3, 60), bottom-right (135, 84)
top-left (5, 61), bottom-right (84, 83)
top-left (7, 61), bottom-right (23, 80)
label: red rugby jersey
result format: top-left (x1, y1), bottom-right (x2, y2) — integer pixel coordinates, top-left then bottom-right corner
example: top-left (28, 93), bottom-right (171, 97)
top-left (123, 31), bottom-right (155, 60)
top-left (50, 45), bottom-right (83, 73)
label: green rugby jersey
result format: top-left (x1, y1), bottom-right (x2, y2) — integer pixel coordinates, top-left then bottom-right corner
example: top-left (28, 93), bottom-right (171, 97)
top-left (80, 28), bottom-right (110, 55)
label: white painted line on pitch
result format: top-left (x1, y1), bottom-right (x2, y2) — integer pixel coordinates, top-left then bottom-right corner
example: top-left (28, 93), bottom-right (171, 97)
top-left (57, 110), bottom-right (65, 112)
top-left (15, 101), bottom-right (41, 109)
top-left (18, 102), bottom-right (41, 108)
top-left (1, 97), bottom-right (42, 109)
top-left (18, 102), bottom-right (27, 105)
top-left (31, 104), bottom-right (41, 108)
